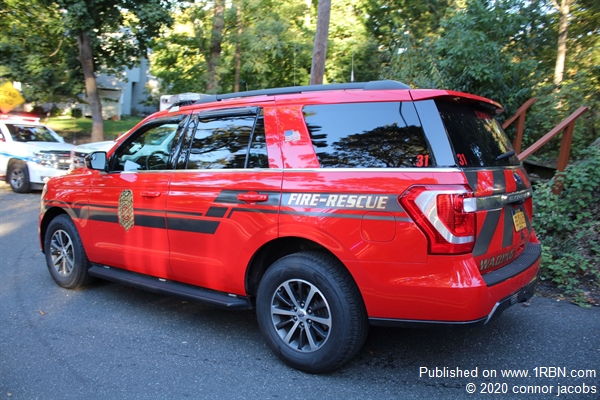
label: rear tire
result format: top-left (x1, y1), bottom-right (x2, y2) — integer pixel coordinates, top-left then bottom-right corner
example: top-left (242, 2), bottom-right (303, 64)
top-left (8, 161), bottom-right (30, 193)
top-left (44, 214), bottom-right (93, 289)
top-left (256, 251), bottom-right (369, 373)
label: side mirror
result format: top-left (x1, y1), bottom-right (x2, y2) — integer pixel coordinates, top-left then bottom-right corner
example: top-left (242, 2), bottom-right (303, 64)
top-left (86, 151), bottom-right (107, 171)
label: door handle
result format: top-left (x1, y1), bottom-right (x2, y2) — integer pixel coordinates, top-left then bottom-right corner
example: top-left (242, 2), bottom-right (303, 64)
top-left (237, 192), bottom-right (268, 203)
top-left (141, 191), bottom-right (161, 198)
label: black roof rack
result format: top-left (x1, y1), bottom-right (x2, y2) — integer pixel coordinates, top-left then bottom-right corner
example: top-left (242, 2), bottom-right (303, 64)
top-left (193, 80), bottom-right (410, 105)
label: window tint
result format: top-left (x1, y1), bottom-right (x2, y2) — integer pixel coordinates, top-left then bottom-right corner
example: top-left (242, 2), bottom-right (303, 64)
top-left (7, 124), bottom-right (59, 143)
top-left (303, 102), bottom-right (434, 168)
top-left (436, 100), bottom-right (520, 167)
top-left (111, 121), bottom-right (182, 171)
top-left (185, 112), bottom-right (268, 170)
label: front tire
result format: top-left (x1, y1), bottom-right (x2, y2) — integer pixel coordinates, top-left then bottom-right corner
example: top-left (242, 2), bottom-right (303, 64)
top-left (256, 251), bottom-right (369, 373)
top-left (8, 161), bottom-right (30, 193)
top-left (44, 214), bottom-right (93, 289)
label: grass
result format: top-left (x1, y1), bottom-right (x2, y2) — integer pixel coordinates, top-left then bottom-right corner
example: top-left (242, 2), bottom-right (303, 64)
top-left (45, 115), bottom-right (143, 144)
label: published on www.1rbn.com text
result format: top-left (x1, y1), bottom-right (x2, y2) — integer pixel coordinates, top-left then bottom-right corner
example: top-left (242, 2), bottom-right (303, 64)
top-left (419, 366), bottom-right (597, 396)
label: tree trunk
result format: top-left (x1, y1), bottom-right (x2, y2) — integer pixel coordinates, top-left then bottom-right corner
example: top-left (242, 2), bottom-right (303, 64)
top-left (553, 0), bottom-right (571, 86)
top-left (234, 2), bottom-right (242, 92)
top-left (207, 0), bottom-right (226, 93)
top-left (77, 31), bottom-right (104, 142)
top-left (310, 0), bottom-right (331, 85)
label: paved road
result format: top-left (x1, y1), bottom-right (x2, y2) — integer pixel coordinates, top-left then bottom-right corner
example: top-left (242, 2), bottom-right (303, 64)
top-left (1, 183), bottom-right (598, 399)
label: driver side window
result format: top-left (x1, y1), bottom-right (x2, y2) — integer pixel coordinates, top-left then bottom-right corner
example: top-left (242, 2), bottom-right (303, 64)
top-left (111, 119), bottom-right (185, 172)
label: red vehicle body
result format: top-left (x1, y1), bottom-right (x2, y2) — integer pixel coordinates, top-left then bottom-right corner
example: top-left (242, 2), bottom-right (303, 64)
top-left (39, 81), bottom-right (540, 373)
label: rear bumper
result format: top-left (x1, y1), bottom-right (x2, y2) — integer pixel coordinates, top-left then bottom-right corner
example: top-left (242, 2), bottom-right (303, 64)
top-left (349, 241), bottom-right (542, 324)
top-left (369, 275), bottom-right (538, 327)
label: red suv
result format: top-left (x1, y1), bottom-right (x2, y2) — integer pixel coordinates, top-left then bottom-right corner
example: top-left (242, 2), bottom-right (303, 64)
top-left (39, 81), bottom-right (541, 373)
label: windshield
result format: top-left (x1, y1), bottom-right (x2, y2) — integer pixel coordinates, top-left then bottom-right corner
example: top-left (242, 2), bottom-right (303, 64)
top-left (436, 100), bottom-right (520, 167)
top-left (6, 124), bottom-right (59, 143)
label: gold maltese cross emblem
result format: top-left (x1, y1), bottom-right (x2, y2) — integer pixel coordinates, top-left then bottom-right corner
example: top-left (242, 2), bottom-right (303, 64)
top-left (118, 190), bottom-right (134, 232)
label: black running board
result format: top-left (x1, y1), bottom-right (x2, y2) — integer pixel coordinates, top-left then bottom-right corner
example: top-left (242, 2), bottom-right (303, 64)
top-left (89, 265), bottom-right (253, 310)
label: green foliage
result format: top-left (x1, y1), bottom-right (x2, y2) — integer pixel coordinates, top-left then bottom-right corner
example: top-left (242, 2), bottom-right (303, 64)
top-left (54, 0), bottom-right (174, 74)
top-left (150, 0), bottom-right (315, 93)
top-left (533, 143), bottom-right (600, 303)
top-left (383, 0), bottom-right (551, 117)
top-left (521, 70), bottom-right (600, 161)
top-left (0, 0), bottom-right (83, 103)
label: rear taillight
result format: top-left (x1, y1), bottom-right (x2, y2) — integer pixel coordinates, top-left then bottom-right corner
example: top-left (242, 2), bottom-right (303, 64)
top-left (400, 185), bottom-right (476, 254)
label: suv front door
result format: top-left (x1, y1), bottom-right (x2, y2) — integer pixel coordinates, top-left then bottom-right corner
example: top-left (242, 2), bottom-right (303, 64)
top-left (86, 116), bottom-right (187, 279)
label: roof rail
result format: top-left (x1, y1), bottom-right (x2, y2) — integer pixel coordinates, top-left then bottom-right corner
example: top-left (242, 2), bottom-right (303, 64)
top-left (194, 80), bottom-right (411, 104)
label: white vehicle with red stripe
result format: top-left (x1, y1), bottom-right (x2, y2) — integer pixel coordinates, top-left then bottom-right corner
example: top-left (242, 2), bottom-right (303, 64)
top-left (0, 114), bottom-right (74, 192)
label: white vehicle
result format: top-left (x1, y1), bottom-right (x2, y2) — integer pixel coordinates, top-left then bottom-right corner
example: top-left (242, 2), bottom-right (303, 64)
top-left (0, 114), bottom-right (74, 192)
top-left (70, 140), bottom-right (116, 170)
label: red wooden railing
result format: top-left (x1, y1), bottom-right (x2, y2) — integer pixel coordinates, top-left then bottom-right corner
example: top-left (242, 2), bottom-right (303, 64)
top-left (503, 100), bottom-right (589, 194)
top-left (502, 97), bottom-right (537, 154)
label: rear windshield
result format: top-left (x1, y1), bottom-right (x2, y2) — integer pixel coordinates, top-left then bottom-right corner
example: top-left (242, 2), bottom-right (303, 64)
top-left (6, 124), bottom-right (59, 143)
top-left (303, 102), bottom-right (434, 168)
top-left (436, 100), bottom-right (520, 167)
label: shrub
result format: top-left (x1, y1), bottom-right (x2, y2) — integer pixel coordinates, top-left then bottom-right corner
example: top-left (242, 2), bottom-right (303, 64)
top-left (533, 142), bottom-right (600, 305)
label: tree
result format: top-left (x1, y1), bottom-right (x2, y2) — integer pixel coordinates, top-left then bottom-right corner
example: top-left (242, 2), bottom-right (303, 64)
top-left (207, 0), bottom-right (226, 92)
top-left (53, 0), bottom-right (174, 141)
top-left (310, 0), bottom-right (331, 84)
top-left (151, 0), bottom-right (314, 93)
top-left (552, 0), bottom-right (572, 86)
top-left (0, 0), bottom-right (82, 106)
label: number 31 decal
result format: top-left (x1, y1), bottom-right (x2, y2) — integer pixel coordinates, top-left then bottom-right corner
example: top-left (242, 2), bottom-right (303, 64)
top-left (415, 154), bottom-right (429, 167)
top-left (457, 153), bottom-right (468, 166)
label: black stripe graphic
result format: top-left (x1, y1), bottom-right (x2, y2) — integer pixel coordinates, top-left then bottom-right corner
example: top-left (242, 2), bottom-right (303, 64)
top-left (89, 209), bottom-right (118, 224)
top-left (280, 210), bottom-right (407, 222)
top-left (492, 169), bottom-right (506, 194)
top-left (464, 170), bottom-right (478, 193)
top-left (473, 209), bottom-right (502, 257)
top-left (228, 208), bottom-right (279, 218)
top-left (135, 215), bottom-right (167, 229)
top-left (167, 218), bottom-right (220, 234)
top-left (206, 207), bottom-right (229, 218)
top-left (89, 209), bottom-right (167, 229)
top-left (502, 206), bottom-right (514, 248)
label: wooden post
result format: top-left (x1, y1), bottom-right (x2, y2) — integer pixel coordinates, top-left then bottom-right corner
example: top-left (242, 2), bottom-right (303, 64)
top-left (502, 98), bottom-right (537, 154)
top-left (552, 121), bottom-right (577, 194)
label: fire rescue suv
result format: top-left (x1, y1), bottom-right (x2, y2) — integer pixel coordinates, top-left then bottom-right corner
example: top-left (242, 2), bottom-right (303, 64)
top-left (39, 81), bottom-right (541, 373)
top-left (1, 114), bottom-right (74, 192)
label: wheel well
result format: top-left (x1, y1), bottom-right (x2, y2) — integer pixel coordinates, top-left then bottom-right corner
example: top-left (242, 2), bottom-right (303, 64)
top-left (7, 158), bottom-right (26, 169)
top-left (40, 207), bottom-right (68, 253)
top-left (245, 237), bottom-right (339, 298)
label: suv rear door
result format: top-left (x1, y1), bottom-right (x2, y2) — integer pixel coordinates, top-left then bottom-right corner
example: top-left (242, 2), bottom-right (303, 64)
top-left (166, 106), bottom-right (282, 295)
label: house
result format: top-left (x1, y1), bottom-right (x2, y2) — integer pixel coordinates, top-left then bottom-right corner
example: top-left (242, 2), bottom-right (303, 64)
top-left (82, 58), bottom-right (158, 119)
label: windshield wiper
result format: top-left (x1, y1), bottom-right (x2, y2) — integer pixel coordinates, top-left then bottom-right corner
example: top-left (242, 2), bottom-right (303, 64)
top-left (496, 150), bottom-right (516, 161)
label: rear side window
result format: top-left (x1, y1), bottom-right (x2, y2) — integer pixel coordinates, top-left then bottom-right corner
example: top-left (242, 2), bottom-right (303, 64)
top-left (183, 110), bottom-right (268, 170)
top-left (303, 102), bottom-right (434, 168)
top-left (436, 100), bottom-right (520, 167)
